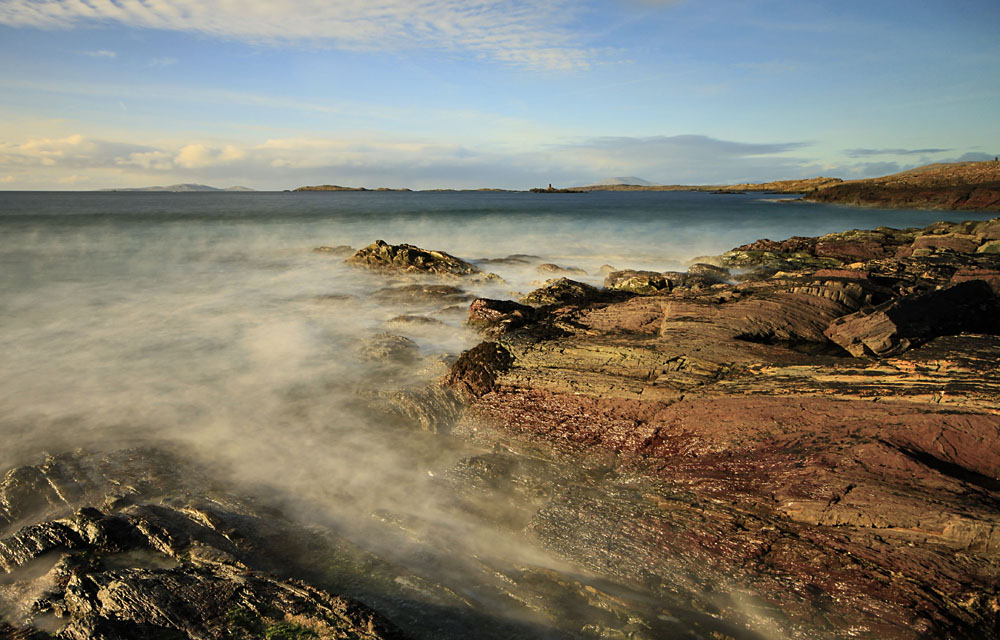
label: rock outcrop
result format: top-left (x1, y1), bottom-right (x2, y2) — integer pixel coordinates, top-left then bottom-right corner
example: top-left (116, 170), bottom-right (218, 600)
top-left (346, 240), bottom-right (483, 277)
top-left (445, 216), bottom-right (1000, 640)
top-left (0, 449), bottom-right (408, 640)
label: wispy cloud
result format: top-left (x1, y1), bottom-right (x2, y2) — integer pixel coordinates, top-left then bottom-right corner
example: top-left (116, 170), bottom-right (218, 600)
top-left (0, 0), bottom-right (595, 70)
top-left (81, 49), bottom-right (116, 58)
top-left (148, 56), bottom-right (178, 67)
top-left (844, 147), bottom-right (951, 157)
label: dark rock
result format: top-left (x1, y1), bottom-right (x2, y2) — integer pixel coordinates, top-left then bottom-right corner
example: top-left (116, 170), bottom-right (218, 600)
top-left (313, 245), bottom-right (355, 256)
top-left (475, 253), bottom-right (542, 267)
top-left (371, 284), bottom-right (474, 306)
top-left (386, 315), bottom-right (445, 326)
top-left (347, 240), bottom-right (481, 277)
top-left (952, 268), bottom-right (1000, 293)
top-left (467, 299), bottom-right (536, 338)
top-left (824, 280), bottom-right (1000, 357)
top-left (536, 263), bottom-right (586, 276)
top-left (603, 270), bottom-right (672, 295)
top-left (519, 278), bottom-right (602, 307)
top-left (446, 342), bottom-right (513, 397)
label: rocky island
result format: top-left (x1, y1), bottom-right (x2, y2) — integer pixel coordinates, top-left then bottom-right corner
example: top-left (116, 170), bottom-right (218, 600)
top-left (2, 218), bottom-right (999, 640)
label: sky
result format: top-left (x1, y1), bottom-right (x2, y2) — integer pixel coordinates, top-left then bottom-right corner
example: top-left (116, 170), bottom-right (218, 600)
top-left (0, 0), bottom-right (998, 190)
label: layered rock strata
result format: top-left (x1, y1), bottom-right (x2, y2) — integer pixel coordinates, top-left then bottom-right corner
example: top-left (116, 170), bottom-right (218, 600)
top-left (447, 217), bottom-right (1000, 639)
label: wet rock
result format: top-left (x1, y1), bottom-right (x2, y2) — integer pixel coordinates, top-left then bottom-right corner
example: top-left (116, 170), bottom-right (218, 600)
top-left (387, 315), bottom-right (445, 326)
top-left (824, 280), bottom-right (1000, 357)
top-left (313, 245), bottom-right (355, 256)
top-left (474, 254), bottom-right (541, 266)
top-left (519, 278), bottom-right (602, 307)
top-left (0, 449), bottom-right (413, 640)
top-left (359, 333), bottom-right (420, 363)
top-left (347, 240), bottom-right (481, 277)
top-left (604, 270), bottom-right (672, 295)
top-left (371, 284), bottom-right (474, 306)
top-left (536, 263), bottom-right (586, 276)
top-left (369, 385), bottom-right (465, 433)
top-left (466, 299), bottom-right (536, 338)
top-left (446, 343), bottom-right (513, 397)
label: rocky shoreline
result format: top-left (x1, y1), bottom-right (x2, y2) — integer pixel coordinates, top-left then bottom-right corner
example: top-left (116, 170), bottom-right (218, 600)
top-left (443, 217), bottom-right (1000, 639)
top-left (2, 219), bottom-right (999, 639)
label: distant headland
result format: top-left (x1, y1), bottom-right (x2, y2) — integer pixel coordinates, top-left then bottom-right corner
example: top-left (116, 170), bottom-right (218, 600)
top-left (101, 184), bottom-right (254, 192)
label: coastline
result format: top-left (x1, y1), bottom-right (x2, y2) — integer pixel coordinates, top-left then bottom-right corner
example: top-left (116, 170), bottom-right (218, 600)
top-left (440, 216), bottom-right (1000, 639)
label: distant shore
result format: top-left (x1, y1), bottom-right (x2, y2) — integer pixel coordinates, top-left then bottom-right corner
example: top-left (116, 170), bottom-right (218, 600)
top-left (82, 161), bottom-right (1000, 212)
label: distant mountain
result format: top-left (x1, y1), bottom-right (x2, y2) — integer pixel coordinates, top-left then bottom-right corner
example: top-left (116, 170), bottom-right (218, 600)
top-left (585, 176), bottom-right (659, 187)
top-left (102, 184), bottom-right (255, 192)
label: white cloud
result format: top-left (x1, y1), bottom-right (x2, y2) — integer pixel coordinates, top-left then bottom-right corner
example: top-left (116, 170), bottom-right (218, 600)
top-left (174, 144), bottom-right (245, 169)
top-left (0, 134), bottom-right (156, 169)
top-left (82, 49), bottom-right (116, 58)
top-left (121, 150), bottom-right (174, 170)
top-left (0, 0), bottom-right (594, 70)
top-left (149, 56), bottom-right (178, 67)
top-left (8, 131), bottom-right (933, 189)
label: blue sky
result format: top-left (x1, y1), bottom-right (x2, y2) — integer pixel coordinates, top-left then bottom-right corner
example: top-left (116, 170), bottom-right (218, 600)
top-left (0, 0), bottom-right (998, 189)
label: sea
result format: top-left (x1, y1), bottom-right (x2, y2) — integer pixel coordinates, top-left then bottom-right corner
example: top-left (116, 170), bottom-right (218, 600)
top-left (0, 189), bottom-right (993, 637)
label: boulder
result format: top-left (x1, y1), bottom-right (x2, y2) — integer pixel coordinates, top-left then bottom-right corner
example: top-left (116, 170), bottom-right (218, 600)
top-left (824, 280), bottom-right (1000, 357)
top-left (537, 263), bottom-right (587, 276)
top-left (467, 298), bottom-right (536, 338)
top-left (604, 270), bottom-right (671, 295)
top-left (520, 278), bottom-right (602, 307)
top-left (347, 240), bottom-right (481, 276)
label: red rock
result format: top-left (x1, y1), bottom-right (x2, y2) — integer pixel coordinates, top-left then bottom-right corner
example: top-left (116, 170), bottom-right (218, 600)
top-left (911, 233), bottom-right (980, 253)
top-left (951, 268), bottom-right (1000, 293)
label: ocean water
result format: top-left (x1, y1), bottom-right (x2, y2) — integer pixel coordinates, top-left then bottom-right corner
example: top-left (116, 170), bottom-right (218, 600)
top-left (0, 190), bottom-right (993, 637)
